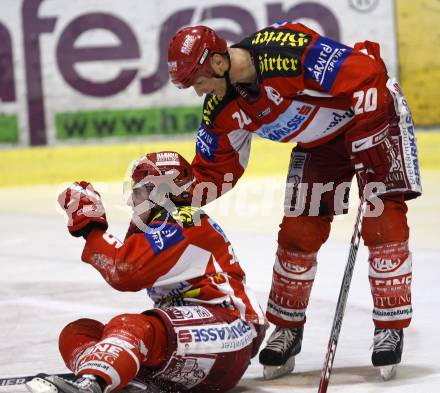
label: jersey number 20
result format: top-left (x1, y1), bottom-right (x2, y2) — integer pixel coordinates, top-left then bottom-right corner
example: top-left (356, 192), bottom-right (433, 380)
top-left (353, 87), bottom-right (378, 114)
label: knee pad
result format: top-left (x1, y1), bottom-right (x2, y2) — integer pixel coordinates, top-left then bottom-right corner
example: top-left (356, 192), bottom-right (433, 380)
top-left (104, 313), bottom-right (167, 368)
top-left (104, 313), bottom-right (157, 342)
top-left (362, 194), bottom-right (409, 246)
top-left (59, 318), bottom-right (104, 370)
top-left (278, 215), bottom-right (333, 252)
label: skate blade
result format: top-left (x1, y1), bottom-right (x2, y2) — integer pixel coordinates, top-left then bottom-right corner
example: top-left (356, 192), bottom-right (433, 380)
top-left (120, 383), bottom-right (155, 393)
top-left (263, 356), bottom-right (295, 380)
top-left (379, 365), bottom-right (397, 381)
top-left (25, 377), bottom-right (58, 393)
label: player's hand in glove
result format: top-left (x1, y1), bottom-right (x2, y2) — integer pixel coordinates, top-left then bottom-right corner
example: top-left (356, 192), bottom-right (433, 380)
top-left (58, 181), bottom-right (108, 238)
top-left (345, 116), bottom-right (396, 183)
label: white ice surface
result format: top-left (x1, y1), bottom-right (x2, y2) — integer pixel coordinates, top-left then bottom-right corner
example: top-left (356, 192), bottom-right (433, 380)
top-left (0, 175), bottom-right (439, 392)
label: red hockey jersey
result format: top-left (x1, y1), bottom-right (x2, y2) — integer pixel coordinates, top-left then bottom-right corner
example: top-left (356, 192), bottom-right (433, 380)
top-left (192, 22), bottom-right (390, 198)
top-left (81, 206), bottom-right (266, 326)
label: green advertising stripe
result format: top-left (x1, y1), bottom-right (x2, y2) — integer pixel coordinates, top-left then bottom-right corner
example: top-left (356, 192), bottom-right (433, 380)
top-left (56, 107), bottom-right (202, 139)
top-left (0, 114), bottom-right (19, 143)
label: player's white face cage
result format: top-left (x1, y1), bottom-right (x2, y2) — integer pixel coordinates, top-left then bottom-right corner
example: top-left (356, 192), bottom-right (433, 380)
top-left (122, 155), bottom-right (193, 233)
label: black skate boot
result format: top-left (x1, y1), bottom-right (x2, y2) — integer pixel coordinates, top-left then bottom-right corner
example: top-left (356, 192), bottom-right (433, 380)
top-left (259, 326), bottom-right (303, 379)
top-left (371, 328), bottom-right (404, 380)
top-left (26, 374), bottom-right (103, 393)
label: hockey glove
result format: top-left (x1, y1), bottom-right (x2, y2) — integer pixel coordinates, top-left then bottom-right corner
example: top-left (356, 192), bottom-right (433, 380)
top-left (345, 121), bottom-right (395, 183)
top-left (58, 181), bottom-right (108, 238)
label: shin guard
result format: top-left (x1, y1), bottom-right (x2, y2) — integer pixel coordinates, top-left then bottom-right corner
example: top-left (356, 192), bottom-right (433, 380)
top-left (267, 246), bottom-right (317, 327)
top-left (368, 241), bottom-right (412, 328)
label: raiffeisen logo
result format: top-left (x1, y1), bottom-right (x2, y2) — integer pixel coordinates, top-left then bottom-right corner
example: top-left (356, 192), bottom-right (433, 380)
top-left (0, 1), bottom-right (341, 145)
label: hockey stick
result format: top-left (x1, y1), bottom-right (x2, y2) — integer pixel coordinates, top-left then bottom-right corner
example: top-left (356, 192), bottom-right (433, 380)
top-left (0, 373), bottom-right (74, 387)
top-left (317, 188), bottom-right (368, 393)
top-left (0, 373), bottom-right (147, 391)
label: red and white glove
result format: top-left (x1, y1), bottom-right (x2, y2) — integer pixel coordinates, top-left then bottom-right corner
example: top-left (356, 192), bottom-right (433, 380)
top-left (345, 122), bottom-right (395, 183)
top-left (58, 181), bottom-right (108, 238)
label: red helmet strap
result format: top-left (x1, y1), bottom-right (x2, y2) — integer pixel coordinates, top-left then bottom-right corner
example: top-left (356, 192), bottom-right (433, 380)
top-left (211, 52), bottom-right (235, 98)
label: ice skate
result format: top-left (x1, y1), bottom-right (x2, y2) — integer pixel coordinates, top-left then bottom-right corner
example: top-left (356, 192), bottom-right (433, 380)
top-left (24, 374), bottom-right (153, 393)
top-left (371, 328), bottom-right (404, 380)
top-left (259, 326), bottom-right (303, 379)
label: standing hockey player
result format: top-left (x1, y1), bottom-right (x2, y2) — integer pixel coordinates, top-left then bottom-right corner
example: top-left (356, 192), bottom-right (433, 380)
top-left (167, 23), bottom-right (422, 380)
top-left (26, 151), bottom-right (266, 393)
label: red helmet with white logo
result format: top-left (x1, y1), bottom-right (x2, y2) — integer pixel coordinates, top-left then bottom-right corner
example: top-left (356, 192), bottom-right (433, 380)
top-left (130, 151), bottom-right (193, 204)
top-left (168, 25), bottom-right (227, 89)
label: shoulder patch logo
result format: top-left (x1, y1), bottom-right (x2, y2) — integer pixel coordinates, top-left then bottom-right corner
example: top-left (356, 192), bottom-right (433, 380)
top-left (196, 125), bottom-right (218, 162)
top-left (144, 223), bottom-right (184, 254)
top-left (304, 36), bottom-right (352, 91)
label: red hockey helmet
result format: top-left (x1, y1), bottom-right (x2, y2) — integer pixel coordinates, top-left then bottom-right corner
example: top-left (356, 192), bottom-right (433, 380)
top-left (168, 25), bottom-right (228, 89)
top-left (129, 151), bottom-right (193, 204)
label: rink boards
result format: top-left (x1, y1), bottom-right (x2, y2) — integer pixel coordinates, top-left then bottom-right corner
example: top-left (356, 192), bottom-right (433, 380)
top-left (0, 131), bottom-right (439, 188)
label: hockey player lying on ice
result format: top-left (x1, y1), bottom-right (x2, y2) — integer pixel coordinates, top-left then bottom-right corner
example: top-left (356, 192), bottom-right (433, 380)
top-left (26, 151), bottom-right (267, 393)
top-left (167, 23), bottom-right (422, 380)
